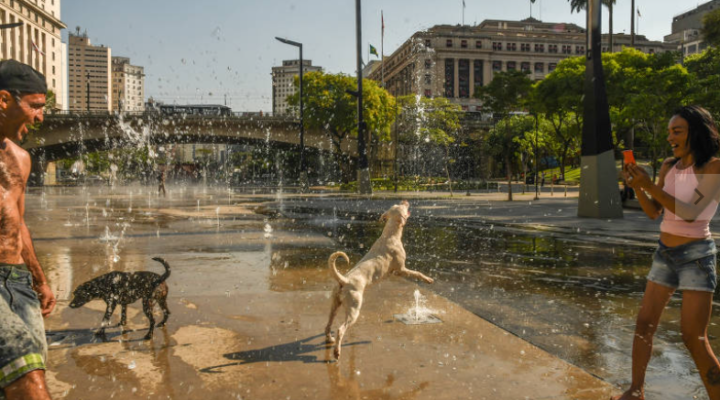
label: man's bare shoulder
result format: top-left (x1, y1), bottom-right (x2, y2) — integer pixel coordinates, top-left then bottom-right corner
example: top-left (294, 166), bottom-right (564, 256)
top-left (2, 140), bottom-right (31, 182)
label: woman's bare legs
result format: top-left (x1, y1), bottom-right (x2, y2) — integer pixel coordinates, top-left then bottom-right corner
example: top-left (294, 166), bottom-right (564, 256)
top-left (612, 281), bottom-right (675, 400)
top-left (681, 290), bottom-right (720, 400)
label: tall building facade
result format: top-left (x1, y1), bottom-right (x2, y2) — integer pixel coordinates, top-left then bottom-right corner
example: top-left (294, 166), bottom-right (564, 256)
top-left (370, 18), bottom-right (673, 112)
top-left (271, 59), bottom-right (322, 115)
top-left (111, 56), bottom-right (144, 112)
top-left (0, 0), bottom-right (67, 110)
top-left (68, 30), bottom-right (112, 112)
top-left (664, 0), bottom-right (719, 56)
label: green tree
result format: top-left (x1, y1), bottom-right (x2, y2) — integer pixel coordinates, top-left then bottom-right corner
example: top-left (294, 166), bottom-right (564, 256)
top-left (702, 8), bottom-right (720, 48)
top-left (568, 0), bottom-right (617, 52)
top-left (287, 71), bottom-right (396, 183)
top-left (531, 57), bottom-right (584, 182)
top-left (686, 48), bottom-right (720, 122)
top-left (477, 70), bottom-right (533, 200)
top-left (486, 115), bottom-right (536, 194)
top-left (396, 95), bottom-right (462, 195)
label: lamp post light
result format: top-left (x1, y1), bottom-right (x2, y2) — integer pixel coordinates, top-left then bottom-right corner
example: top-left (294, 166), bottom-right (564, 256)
top-left (0, 22), bottom-right (23, 30)
top-left (275, 36), bottom-right (308, 192)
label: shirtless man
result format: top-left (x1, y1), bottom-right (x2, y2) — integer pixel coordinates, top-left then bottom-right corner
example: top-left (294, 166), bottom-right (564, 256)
top-left (0, 60), bottom-right (55, 400)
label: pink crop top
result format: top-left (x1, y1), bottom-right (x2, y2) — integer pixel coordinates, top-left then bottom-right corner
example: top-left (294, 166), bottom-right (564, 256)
top-left (660, 162), bottom-right (719, 238)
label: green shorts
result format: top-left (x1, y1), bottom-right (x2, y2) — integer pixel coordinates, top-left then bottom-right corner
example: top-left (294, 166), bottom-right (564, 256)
top-left (0, 264), bottom-right (47, 395)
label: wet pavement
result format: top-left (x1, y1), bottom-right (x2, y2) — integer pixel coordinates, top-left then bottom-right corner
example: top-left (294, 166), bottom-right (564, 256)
top-left (26, 185), bottom-right (719, 399)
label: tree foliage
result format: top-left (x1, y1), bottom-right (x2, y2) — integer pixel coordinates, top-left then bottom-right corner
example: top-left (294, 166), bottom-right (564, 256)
top-left (287, 71), bottom-right (396, 182)
top-left (396, 95), bottom-right (462, 195)
top-left (702, 9), bottom-right (720, 48)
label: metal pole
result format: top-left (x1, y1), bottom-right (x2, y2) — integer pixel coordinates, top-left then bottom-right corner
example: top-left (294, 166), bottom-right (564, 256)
top-left (299, 45), bottom-right (307, 191)
top-left (356, 0), bottom-right (371, 194)
top-left (630, 0), bottom-right (635, 48)
top-left (534, 113), bottom-right (539, 200)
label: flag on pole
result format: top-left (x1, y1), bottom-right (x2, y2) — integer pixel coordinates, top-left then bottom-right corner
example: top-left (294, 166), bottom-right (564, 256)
top-left (31, 39), bottom-right (44, 56)
top-left (369, 44), bottom-right (379, 57)
top-left (463, 0), bottom-right (466, 8)
top-left (637, 8), bottom-right (641, 17)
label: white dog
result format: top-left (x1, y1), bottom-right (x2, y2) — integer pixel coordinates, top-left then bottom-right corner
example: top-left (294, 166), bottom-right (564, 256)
top-left (325, 200), bottom-right (434, 359)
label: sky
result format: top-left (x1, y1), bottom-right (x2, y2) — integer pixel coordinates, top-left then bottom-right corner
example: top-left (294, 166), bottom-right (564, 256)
top-left (61, 0), bottom-right (703, 112)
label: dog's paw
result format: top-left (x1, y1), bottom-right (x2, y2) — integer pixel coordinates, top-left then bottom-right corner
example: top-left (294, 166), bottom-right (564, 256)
top-left (426, 277), bottom-right (434, 284)
top-left (333, 347), bottom-right (341, 359)
top-left (94, 329), bottom-right (106, 337)
top-left (156, 322), bottom-right (166, 327)
top-left (325, 336), bottom-right (336, 344)
top-left (143, 333), bottom-right (153, 341)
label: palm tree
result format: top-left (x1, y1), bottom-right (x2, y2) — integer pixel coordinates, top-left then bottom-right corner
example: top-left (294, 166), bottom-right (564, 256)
top-left (568, 0), bottom-right (617, 53)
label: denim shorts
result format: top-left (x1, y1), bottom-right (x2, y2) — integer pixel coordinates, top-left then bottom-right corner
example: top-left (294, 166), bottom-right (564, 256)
top-left (0, 265), bottom-right (47, 393)
top-left (648, 239), bottom-right (718, 292)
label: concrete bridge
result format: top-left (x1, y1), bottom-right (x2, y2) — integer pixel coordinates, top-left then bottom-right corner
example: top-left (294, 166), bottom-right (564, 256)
top-left (23, 111), bottom-right (358, 162)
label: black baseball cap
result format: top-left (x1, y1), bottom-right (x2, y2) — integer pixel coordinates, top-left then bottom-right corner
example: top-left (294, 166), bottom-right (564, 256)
top-left (0, 60), bottom-right (47, 94)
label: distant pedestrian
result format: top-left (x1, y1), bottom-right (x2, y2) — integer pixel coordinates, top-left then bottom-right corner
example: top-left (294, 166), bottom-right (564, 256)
top-left (540, 172), bottom-right (545, 187)
top-left (157, 170), bottom-right (166, 197)
top-left (613, 106), bottom-right (720, 400)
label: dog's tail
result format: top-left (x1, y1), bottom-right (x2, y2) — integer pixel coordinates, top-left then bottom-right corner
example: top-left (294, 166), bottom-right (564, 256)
top-left (328, 252), bottom-right (350, 286)
top-left (152, 257), bottom-right (171, 282)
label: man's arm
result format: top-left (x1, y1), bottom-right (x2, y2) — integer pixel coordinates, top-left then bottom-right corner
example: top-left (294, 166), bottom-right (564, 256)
top-left (18, 155), bottom-right (55, 317)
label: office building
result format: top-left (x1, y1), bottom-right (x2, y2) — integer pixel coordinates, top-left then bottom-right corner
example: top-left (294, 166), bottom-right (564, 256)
top-left (111, 56), bottom-right (144, 112)
top-left (664, 0), bottom-right (720, 56)
top-left (271, 59), bottom-right (322, 115)
top-left (0, 0), bottom-right (67, 110)
top-left (68, 29), bottom-right (111, 112)
top-left (370, 18), bottom-right (673, 112)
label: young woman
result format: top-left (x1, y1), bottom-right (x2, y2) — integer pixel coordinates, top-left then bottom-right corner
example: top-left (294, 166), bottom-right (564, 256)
top-left (613, 105), bottom-right (720, 400)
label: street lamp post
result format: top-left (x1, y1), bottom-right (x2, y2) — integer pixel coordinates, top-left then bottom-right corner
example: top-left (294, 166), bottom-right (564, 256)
top-left (355, 0), bottom-right (371, 194)
top-left (275, 36), bottom-right (308, 192)
top-left (534, 113), bottom-right (539, 201)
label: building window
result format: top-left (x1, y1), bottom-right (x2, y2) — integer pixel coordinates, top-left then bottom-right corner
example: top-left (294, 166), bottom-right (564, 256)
top-left (446, 39), bottom-right (453, 47)
top-left (506, 42), bottom-right (517, 51)
top-left (534, 62), bottom-right (544, 73)
top-left (535, 44), bottom-right (545, 52)
top-left (521, 62), bottom-right (530, 72)
top-left (549, 63), bottom-right (557, 72)
top-left (492, 60), bottom-right (502, 71)
top-left (575, 46), bottom-right (585, 54)
top-left (458, 59), bottom-right (469, 98)
top-left (493, 42), bottom-right (502, 51)
top-left (425, 74), bottom-right (431, 84)
top-left (425, 59), bottom-right (432, 69)
top-left (425, 39), bottom-right (432, 48)
top-left (444, 59), bottom-right (454, 98)
top-left (473, 60), bottom-right (483, 93)
top-left (549, 44), bottom-right (558, 53)
top-left (424, 89), bottom-right (432, 98)
top-left (475, 40), bottom-right (482, 49)
top-left (461, 40), bottom-right (467, 48)
top-left (507, 61), bottom-right (516, 71)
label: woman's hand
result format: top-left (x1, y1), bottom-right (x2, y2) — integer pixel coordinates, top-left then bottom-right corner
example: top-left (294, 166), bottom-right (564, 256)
top-left (625, 164), bottom-right (652, 190)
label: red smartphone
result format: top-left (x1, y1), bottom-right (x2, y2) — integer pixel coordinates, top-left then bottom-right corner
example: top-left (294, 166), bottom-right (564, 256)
top-left (623, 150), bottom-right (636, 166)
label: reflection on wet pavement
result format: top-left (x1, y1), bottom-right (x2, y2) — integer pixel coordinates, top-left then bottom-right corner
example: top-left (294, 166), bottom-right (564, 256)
top-left (29, 186), bottom-right (712, 399)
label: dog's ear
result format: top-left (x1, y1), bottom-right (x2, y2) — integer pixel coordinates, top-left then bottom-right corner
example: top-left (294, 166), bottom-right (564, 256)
top-left (380, 211), bottom-right (389, 222)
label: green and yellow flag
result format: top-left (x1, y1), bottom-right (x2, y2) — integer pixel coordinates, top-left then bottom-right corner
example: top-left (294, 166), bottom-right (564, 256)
top-left (369, 44), bottom-right (379, 57)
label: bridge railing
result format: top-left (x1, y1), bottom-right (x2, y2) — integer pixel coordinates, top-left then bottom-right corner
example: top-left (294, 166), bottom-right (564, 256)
top-left (44, 110), bottom-right (297, 122)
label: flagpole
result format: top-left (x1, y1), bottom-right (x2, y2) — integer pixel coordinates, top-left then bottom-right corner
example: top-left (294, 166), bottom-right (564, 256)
top-left (462, 0), bottom-right (465, 25)
top-left (381, 10), bottom-right (384, 87)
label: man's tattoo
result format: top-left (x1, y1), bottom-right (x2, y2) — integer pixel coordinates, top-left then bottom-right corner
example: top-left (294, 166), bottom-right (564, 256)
top-left (707, 366), bottom-right (720, 385)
